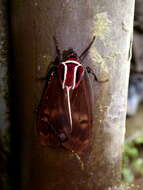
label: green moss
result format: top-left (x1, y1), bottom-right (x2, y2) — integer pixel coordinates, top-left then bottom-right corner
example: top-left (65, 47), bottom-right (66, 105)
top-left (122, 168), bottom-right (134, 183)
top-left (122, 134), bottom-right (143, 185)
top-left (124, 144), bottom-right (139, 158)
top-left (132, 158), bottom-right (143, 175)
top-left (134, 135), bottom-right (143, 144)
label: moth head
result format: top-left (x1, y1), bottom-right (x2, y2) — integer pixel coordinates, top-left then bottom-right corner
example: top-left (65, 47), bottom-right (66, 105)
top-left (58, 52), bottom-right (84, 89)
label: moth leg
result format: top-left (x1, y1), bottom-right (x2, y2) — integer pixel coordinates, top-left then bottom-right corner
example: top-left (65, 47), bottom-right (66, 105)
top-left (37, 66), bottom-right (57, 82)
top-left (37, 76), bottom-right (48, 81)
top-left (86, 66), bottom-right (108, 82)
top-left (36, 75), bottom-right (51, 83)
top-left (34, 106), bottom-right (39, 113)
top-left (80, 36), bottom-right (96, 61)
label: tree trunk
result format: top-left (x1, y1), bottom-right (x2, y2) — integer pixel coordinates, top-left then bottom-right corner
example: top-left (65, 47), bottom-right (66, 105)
top-left (10, 0), bottom-right (135, 190)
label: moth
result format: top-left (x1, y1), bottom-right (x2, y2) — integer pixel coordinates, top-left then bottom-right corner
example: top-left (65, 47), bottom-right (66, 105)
top-left (37, 36), bottom-right (102, 154)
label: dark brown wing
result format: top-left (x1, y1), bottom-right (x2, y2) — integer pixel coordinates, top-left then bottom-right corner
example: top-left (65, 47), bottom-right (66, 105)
top-left (37, 75), bottom-right (71, 147)
top-left (62, 73), bottom-right (93, 153)
top-left (37, 72), bottom-right (93, 154)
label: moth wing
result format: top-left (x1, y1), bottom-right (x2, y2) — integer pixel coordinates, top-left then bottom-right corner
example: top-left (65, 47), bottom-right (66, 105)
top-left (62, 73), bottom-right (93, 153)
top-left (37, 75), bottom-right (71, 147)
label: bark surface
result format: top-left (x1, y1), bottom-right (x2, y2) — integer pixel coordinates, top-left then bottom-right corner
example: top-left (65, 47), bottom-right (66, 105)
top-left (0, 0), bottom-right (10, 189)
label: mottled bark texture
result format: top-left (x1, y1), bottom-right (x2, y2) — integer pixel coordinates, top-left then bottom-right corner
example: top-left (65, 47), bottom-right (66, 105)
top-left (10, 0), bottom-right (135, 190)
top-left (0, 0), bottom-right (10, 189)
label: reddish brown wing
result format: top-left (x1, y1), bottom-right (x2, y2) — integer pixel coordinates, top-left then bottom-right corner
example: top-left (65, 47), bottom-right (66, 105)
top-left (62, 73), bottom-right (92, 153)
top-left (37, 73), bottom-right (71, 147)
top-left (37, 72), bottom-right (93, 154)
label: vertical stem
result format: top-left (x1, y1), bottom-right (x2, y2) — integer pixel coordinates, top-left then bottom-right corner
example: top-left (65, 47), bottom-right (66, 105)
top-left (10, 0), bottom-right (135, 190)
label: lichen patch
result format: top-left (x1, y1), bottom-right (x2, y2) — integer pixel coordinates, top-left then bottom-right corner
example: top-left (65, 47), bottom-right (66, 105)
top-left (93, 12), bottom-right (112, 41)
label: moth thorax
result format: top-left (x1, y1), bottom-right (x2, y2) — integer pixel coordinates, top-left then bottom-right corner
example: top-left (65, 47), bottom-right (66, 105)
top-left (58, 61), bottom-right (84, 90)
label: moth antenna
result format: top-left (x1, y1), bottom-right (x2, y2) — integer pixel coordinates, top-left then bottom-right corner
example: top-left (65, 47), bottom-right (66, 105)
top-left (66, 86), bottom-right (72, 132)
top-left (53, 36), bottom-right (61, 59)
top-left (79, 36), bottom-right (96, 62)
